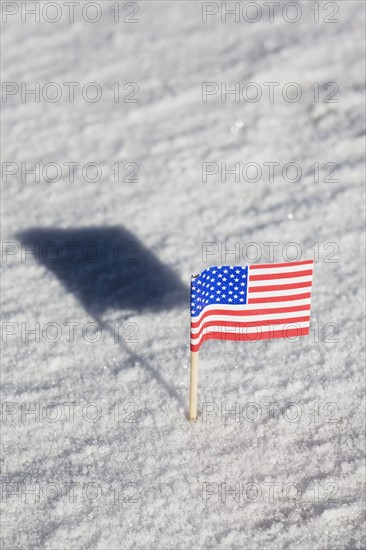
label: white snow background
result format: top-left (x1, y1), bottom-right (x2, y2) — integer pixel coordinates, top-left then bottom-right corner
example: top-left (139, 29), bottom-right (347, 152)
top-left (1, 1), bottom-right (365, 548)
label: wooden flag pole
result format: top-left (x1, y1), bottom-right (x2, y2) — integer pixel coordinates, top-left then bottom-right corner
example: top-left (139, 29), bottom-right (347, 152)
top-left (189, 351), bottom-right (198, 421)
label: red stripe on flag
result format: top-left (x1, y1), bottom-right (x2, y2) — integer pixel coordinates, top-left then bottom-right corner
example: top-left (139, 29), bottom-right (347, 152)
top-left (250, 260), bottom-right (314, 269)
top-left (250, 269), bottom-right (313, 281)
top-left (248, 293), bottom-right (311, 303)
top-left (249, 281), bottom-right (312, 292)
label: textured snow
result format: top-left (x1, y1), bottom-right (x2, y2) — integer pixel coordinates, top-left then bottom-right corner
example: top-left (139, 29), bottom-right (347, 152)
top-left (1, 1), bottom-right (365, 548)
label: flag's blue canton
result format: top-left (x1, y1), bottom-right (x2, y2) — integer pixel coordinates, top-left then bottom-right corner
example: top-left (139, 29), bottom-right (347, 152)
top-left (191, 266), bottom-right (248, 317)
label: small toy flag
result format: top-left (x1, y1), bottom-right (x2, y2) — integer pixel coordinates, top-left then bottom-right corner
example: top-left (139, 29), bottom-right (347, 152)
top-left (188, 260), bottom-right (314, 420)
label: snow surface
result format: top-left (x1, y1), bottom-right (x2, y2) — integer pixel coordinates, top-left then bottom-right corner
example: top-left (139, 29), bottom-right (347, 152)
top-left (1, 1), bottom-right (365, 548)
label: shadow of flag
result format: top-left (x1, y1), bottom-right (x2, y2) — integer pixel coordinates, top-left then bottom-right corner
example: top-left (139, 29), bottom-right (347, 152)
top-left (17, 226), bottom-right (188, 315)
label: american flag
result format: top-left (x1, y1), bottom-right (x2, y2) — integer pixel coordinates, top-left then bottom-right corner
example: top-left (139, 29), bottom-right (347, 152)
top-left (190, 260), bottom-right (314, 351)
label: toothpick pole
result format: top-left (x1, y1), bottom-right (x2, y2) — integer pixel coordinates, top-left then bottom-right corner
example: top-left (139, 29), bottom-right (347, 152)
top-left (189, 351), bottom-right (198, 421)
